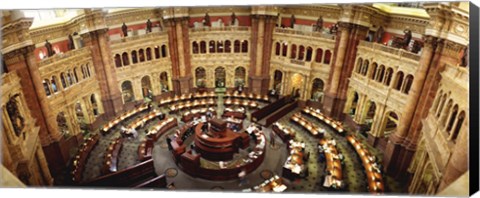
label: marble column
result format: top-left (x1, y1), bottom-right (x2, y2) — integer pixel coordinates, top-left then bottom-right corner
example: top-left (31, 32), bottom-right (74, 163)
top-left (165, 17), bottom-right (192, 95)
top-left (81, 29), bottom-right (124, 118)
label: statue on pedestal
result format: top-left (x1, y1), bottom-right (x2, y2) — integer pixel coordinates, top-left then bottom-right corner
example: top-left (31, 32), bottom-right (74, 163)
top-left (231, 12), bottom-right (237, 26)
top-left (376, 26), bottom-right (384, 43)
top-left (204, 13), bottom-right (211, 27)
top-left (290, 14), bottom-right (296, 29)
top-left (122, 22), bottom-right (128, 37)
top-left (402, 29), bottom-right (412, 49)
top-left (45, 40), bottom-right (55, 57)
top-left (146, 19), bottom-right (152, 33)
top-left (316, 16), bottom-right (323, 32)
top-left (67, 34), bottom-right (75, 50)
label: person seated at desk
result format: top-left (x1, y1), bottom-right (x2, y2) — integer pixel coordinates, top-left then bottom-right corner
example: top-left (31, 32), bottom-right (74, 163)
top-left (201, 122), bottom-right (209, 133)
top-left (206, 111), bottom-right (213, 118)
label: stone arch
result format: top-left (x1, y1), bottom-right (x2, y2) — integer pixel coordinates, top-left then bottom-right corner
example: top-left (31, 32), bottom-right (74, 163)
top-left (56, 112), bottom-right (70, 137)
top-left (290, 44), bottom-right (297, 59)
top-left (234, 40), bottom-right (241, 53)
top-left (384, 67), bottom-right (393, 86)
top-left (121, 80), bottom-right (135, 103)
top-left (310, 78), bottom-right (324, 102)
top-left (51, 76), bottom-right (59, 93)
top-left (200, 41), bottom-right (207, 54)
top-left (324, 50), bottom-right (332, 64)
top-left (394, 71), bottom-right (405, 91)
top-left (403, 74), bottom-right (414, 94)
top-left (192, 41), bottom-right (199, 54)
top-left (159, 72), bottom-right (169, 92)
top-left (316, 48), bottom-right (323, 63)
top-left (306, 46), bottom-right (313, 62)
top-left (272, 70), bottom-right (283, 92)
top-left (234, 66), bottom-right (246, 87)
top-left (361, 60), bottom-right (369, 75)
top-left (380, 111), bottom-right (399, 136)
top-left (225, 40), bottom-right (232, 53)
top-left (161, 45), bottom-right (168, 57)
top-left (370, 62), bottom-right (378, 80)
top-left (209, 40), bottom-right (216, 53)
top-left (43, 79), bottom-right (52, 96)
top-left (195, 67), bottom-right (207, 87)
top-left (355, 57), bottom-right (363, 73)
top-left (141, 75), bottom-right (152, 98)
top-left (146, 47), bottom-right (152, 61)
top-left (241, 40), bottom-right (248, 53)
top-left (275, 42), bottom-right (281, 56)
top-left (215, 66), bottom-right (226, 88)
top-left (298, 45), bottom-right (305, 60)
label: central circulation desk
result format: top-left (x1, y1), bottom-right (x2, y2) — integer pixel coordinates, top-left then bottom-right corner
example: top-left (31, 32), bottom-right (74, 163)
top-left (194, 122), bottom-right (249, 161)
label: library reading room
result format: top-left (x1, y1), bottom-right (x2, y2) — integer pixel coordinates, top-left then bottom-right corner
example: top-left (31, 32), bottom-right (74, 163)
top-left (0, 2), bottom-right (472, 196)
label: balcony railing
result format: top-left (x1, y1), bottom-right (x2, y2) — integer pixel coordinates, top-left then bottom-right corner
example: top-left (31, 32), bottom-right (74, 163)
top-left (110, 31), bottom-right (167, 45)
top-left (358, 41), bottom-right (421, 62)
top-left (39, 47), bottom-right (91, 67)
top-left (274, 27), bottom-right (335, 40)
top-left (189, 26), bottom-right (250, 33)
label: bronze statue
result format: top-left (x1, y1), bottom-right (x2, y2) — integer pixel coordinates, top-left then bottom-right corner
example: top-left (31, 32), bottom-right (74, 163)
top-left (290, 14), bottom-right (296, 28)
top-left (45, 40), bottom-right (55, 57)
top-left (6, 93), bottom-right (25, 137)
top-left (403, 29), bottom-right (412, 48)
top-left (122, 22), bottom-right (128, 37)
top-left (461, 46), bottom-right (468, 67)
top-left (231, 12), bottom-right (237, 26)
top-left (146, 19), bottom-right (152, 33)
top-left (204, 13), bottom-right (211, 27)
top-left (67, 34), bottom-right (75, 50)
top-left (316, 16), bottom-right (323, 32)
top-left (376, 26), bottom-right (384, 43)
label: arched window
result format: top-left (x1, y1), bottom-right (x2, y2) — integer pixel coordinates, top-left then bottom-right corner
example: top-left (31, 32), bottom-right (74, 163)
top-left (81, 65), bottom-right (87, 78)
top-left (43, 79), bottom-right (51, 96)
top-left (200, 41), bottom-right (207, 54)
top-left (192, 42), bottom-right (199, 54)
top-left (91, 94), bottom-right (99, 116)
top-left (217, 41), bottom-right (224, 53)
top-left (298, 45), bottom-right (305, 60)
top-left (67, 72), bottom-right (74, 85)
top-left (86, 64), bottom-right (91, 77)
top-left (234, 67), bottom-right (246, 87)
top-left (139, 49), bottom-right (145, 62)
top-left (154, 46), bottom-right (160, 58)
top-left (306, 47), bottom-right (313, 62)
top-left (324, 50), bottom-right (332, 64)
top-left (370, 63), bottom-right (378, 80)
top-left (316, 48), bottom-right (324, 63)
top-left (161, 45), bottom-right (167, 57)
top-left (361, 60), bottom-right (369, 76)
top-left (51, 76), bottom-right (58, 93)
top-left (60, 73), bottom-right (68, 88)
top-left (446, 105), bottom-right (458, 133)
top-left (225, 40), bottom-right (232, 53)
top-left (114, 54), bottom-right (122, 67)
top-left (121, 81), bottom-right (134, 103)
top-left (131, 50), bottom-right (138, 64)
top-left (440, 99), bottom-right (453, 125)
top-left (234, 40), bottom-right (241, 53)
top-left (73, 67), bottom-right (79, 82)
top-left (394, 71), bottom-right (404, 91)
top-left (432, 90), bottom-right (444, 113)
top-left (290, 44), bottom-right (297, 59)
top-left (195, 67), bottom-right (207, 87)
top-left (451, 111), bottom-right (465, 142)
top-left (355, 58), bottom-right (363, 73)
top-left (160, 72), bottom-right (169, 92)
top-left (403, 75), bottom-right (414, 94)
top-left (122, 52), bottom-right (130, 65)
top-left (275, 42), bottom-right (281, 56)
top-left (241, 40), bottom-right (248, 53)
top-left (209, 40), bottom-right (216, 53)
top-left (146, 48), bottom-right (152, 61)
top-left (282, 43), bottom-right (288, 57)
top-left (384, 68), bottom-right (393, 86)
top-left (376, 65), bottom-right (385, 82)
top-left (436, 94), bottom-right (448, 117)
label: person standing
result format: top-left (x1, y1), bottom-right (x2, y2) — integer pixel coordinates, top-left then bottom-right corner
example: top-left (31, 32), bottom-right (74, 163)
top-left (122, 22), bottom-right (128, 37)
top-left (238, 169), bottom-right (248, 186)
top-left (146, 19), bottom-right (152, 33)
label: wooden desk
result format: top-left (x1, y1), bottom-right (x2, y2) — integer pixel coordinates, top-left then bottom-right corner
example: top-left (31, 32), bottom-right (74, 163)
top-left (223, 91), bottom-right (270, 103)
top-left (282, 139), bottom-right (306, 180)
top-left (71, 134), bottom-right (100, 183)
top-left (146, 117), bottom-right (178, 141)
top-left (302, 107), bottom-right (345, 134)
top-left (319, 139), bottom-right (343, 189)
top-left (101, 104), bottom-right (149, 134)
top-left (290, 113), bottom-right (325, 138)
top-left (245, 175), bottom-right (287, 192)
top-left (272, 122), bottom-right (296, 142)
top-left (102, 138), bottom-right (124, 175)
top-left (346, 135), bottom-right (384, 194)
